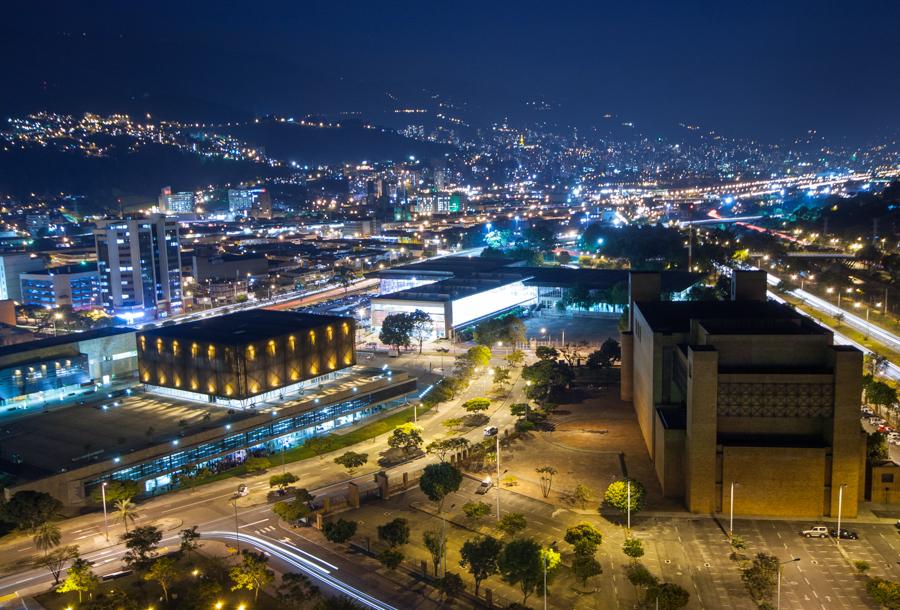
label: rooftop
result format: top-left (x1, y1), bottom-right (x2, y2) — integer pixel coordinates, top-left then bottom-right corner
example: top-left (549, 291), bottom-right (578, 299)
top-left (635, 300), bottom-right (828, 335)
top-left (0, 327), bottom-right (135, 359)
top-left (21, 262), bottom-right (98, 276)
top-left (373, 273), bottom-right (527, 303)
top-left (138, 309), bottom-right (351, 344)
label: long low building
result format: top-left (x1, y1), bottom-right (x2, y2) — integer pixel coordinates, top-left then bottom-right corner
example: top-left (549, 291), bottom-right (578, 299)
top-left (369, 256), bottom-right (700, 338)
top-left (0, 327), bottom-right (138, 408)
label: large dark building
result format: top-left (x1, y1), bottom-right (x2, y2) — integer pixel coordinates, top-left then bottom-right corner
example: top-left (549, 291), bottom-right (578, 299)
top-left (138, 310), bottom-right (356, 407)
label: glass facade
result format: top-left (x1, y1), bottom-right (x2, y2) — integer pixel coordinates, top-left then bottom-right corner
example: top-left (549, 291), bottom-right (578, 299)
top-left (85, 379), bottom-right (415, 490)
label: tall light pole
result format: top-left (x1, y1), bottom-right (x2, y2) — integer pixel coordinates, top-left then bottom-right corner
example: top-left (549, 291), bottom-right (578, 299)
top-left (231, 496), bottom-right (240, 553)
top-left (495, 433), bottom-right (501, 521)
top-left (777, 557), bottom-right (801, 609)
top-left (836, 483), bottom-right (847, 545)
top-left (627, 481), bottom-right (631, 530)
top-left (543, 541), bottom-right (557, 610)
top-left (729, 481), bottom-right (739, 537)
top-left (100, 482), bottom-right (109, 541)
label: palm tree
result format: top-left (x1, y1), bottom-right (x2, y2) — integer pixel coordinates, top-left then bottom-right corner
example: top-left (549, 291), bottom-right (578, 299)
top-left (33, 522), bottom-right (61, 553)
top-left (114, 499), bottom-right (139, 534)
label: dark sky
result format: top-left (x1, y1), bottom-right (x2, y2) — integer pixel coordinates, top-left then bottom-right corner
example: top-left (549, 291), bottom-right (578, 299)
top-left (3, 0), bottom-right (898, 143)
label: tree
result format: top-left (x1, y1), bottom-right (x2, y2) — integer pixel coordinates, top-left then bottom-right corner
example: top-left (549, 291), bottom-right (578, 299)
top-left (573, 483), bottom-right (593, 509)
top-left (230, 550), bottom-right (275, 602)
top-left (506, 349), bottom-right (525, 368)
top-left (867, 380), bottom-right (898, 412)
top-left (89, 480), bottom-right (140, 505)
top-left (180, 525), bottom-right (201, 555)
top-left (34, 545), bottom-right (78, 584)
top-left (572, 539), bottom-right (602, 586)
top-left (269, 472), bottom-right (300, 491)
top-left (379, 312), bottom-right (414, 355)
top-left (437, 572), bottom-right (465, 602)
top-left (623, 537), bottom-right (645, 562)
top-left (121, 525), bottom-right (162, 569)
top-left (244, 456), bottom-right (272, 473)
top-left (57, 557), bottom-right (99, 603)
top-left (459, 536), bottom-right (503, 597)
top-left (377, 518), bottom-right (410, 548)
top-left (741, 553), bottom-right (779, 602)
top-left (274, 497), bottom-right (313, 524)
top-left (144, 556), bottom-right (177, 601)
top-left (423, 530), bottom-right (445, 576)
top-left (314, 596), bottom-right (368, 610)
top-left (462, 501), bottom-right (492, 521)
top-left (466, 345), bottom-right (492, 368)
top-left (462, 397), bottom-right (491, 413)
top-left (868, 431), bottom-right (890, 462)
top-left (536, 466), bottom-right (558, 498)
top-left (33, 522), bottom-right (61, 553)
top-left (498, 538), bottom-right (544, 605)
top-left (408, 309), bottom-right (433, 354)
top-left (333, 451), bottom-right (369, 475)
top-left (497, 513), bottom-right (527, 537)
top-left (323, 519), bottom-right (357, 544)
top-left (564, 523), bottom-right (603, 547)
top-left (377, 549), bottom-right (404, 570)
top-left (625, 562), bottom-right (659, 603)
top-left (604, 479), bottom-right (646, 518)
top-left (277, 572), bottom-right (321, 609)
top-left (510, 403), bottom-right (530, 418)
top-left (522, 359), bottom-right (573, 402)
top-left (388, 422), bottom-right (424, 456)
top-left (652, 582), bottom-right (691, 610)
top-left (420, 462), bottom-right (463, 511)
top-left (535, 346), bottom-right (559, 361)
top-left (493, 367), bottom-right (511, 386)
top-left (426, 437), bottom-right (470, 462)
top-left (114, 498), bottom-right (139, 534)
top-left (0, 490), bottom-right (62, 532)
top-left (304, 435), bottom-right (336, 459)
top-left (866, 577), bottom-right (900, 609)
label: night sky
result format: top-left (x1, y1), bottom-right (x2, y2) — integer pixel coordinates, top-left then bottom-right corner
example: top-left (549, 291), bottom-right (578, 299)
top-left (3, 0), bottom-right (898, 142)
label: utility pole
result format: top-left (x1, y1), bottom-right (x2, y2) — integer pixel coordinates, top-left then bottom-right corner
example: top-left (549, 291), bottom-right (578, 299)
top-left (495, 433), bottom-right (501, 521)
top-left (101, 482), bottom-right (109, 541)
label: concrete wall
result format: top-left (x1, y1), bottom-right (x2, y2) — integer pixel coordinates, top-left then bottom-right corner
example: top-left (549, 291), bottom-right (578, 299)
top-left (722, 446), bottom-right (827, 518)
top-left (685, 345), bottom-right (719, 513)
top-left (653, 410), bottom-right (686, 498)
top-left (826, 346), bottom-right (863, 518)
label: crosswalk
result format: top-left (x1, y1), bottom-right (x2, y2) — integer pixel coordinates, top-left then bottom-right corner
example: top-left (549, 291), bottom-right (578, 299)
top-left (254, 525), bottom-right (277, 535)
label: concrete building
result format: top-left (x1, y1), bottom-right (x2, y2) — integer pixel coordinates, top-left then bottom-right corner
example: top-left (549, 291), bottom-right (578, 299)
top-left (620, 270), bottom-right (865, 519)
top-left (158, 187), bottom-right (195, 215)
top-left (94, 215), bottom-right (183, 321)
top-left (228, 187), bottom-right (272, 219)
top-left (0, 327), bottom-right (137, 408)
top-left (191, 252), bottom-right (269, 282)
top-left (19, 263), bottom-right (100, 311)
top-left (0, 253), bottom-right (46, 302)
top-left (138, 310), bottom-right (356, 408)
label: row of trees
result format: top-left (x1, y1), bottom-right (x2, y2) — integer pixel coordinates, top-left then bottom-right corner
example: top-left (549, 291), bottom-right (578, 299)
top-left (472, 315), bottom-right (526, 346)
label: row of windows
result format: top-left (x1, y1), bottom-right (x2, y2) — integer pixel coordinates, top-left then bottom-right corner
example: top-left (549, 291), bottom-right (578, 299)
top-left (92, 380), bottom-right (415, 484)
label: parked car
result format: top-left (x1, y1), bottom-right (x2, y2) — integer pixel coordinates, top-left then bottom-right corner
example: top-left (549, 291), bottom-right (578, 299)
top-left (476, 478), bottom-right (493, 495)
top-left (483, 426), bottom-right (499, 437)
top-left (236, 484), bottom-right (249, 497)
top-left (830, 528), bottom-right (859, 540)
top-left (800, 526), bottom-right (829, 538)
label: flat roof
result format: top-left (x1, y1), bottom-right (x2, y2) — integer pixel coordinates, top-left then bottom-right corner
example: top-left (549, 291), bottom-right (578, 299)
top-left (139, 310), bottom-right (351, 344)
top-left (372, 273), bottom-right (527, 303)
top-left (521, 268), bottom-right (702, 292)
top-left (0, 327), bottom-right (135, 359)
top-left (635, 300), bottom-right (828, 335)
top-left (21, 262), bottom-right (98, 276)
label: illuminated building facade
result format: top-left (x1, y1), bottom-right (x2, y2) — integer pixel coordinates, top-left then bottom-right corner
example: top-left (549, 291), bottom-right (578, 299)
top-left (621, 271), bottom-right (864, 519)
top-left (137, 310), bottom-right (356, 407)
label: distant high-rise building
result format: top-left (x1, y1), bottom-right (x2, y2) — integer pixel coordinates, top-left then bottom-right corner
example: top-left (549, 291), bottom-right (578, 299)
top-left (228, 187), bottom-right (272, 219)
top-left (158, 187), bottom-right (195, 215)
top-left (19, 263), bottom-right (100, 311)
top-left (0, 253), bottom-right (46, 302)
top-left (94, 214), bottom-right (183, 320)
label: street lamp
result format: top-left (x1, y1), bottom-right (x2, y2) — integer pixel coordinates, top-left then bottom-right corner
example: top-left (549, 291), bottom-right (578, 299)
top-left (729, 481), bottom-right (740, 537)
top-left (495, 433), bottom-right (502, 521)
top-left (777, 557), bottom-right (801, 609)
top-left (543, 541), bottom-right (557, 610)
top-left (836, 483), bottom-right (847, 545)
top-left (100, 482), bottom-right (109, 541)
